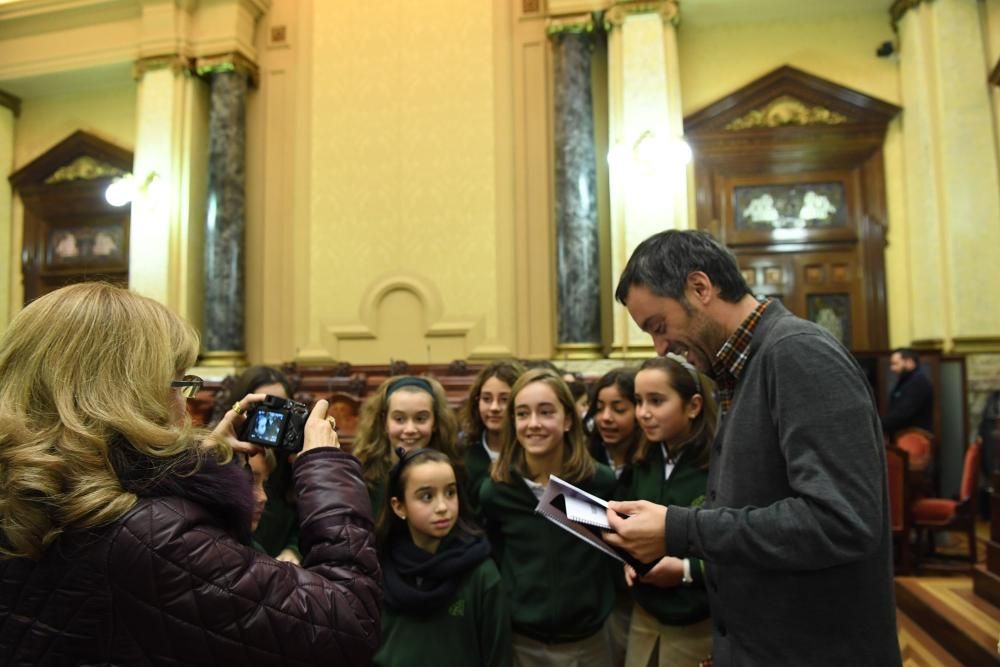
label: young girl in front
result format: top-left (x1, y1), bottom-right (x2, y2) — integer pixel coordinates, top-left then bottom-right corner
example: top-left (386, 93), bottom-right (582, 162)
top-left (583, 367), bottom-right (641, 667)
top-left (373, 448), bottom-right (511, 667)
top-left (459, 360), bottom-right (526, 512)
top-left (620, 354), bottom-right (715, 667)
top-left (480, 368), bottom-right (618, 667)
top-left (353, 375), bottom-right (461, 516)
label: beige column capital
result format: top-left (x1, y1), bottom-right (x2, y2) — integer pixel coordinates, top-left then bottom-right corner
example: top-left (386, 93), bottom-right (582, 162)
top-left (546, 13), bottom-right (597, 37)
top-left (0, 89), bottom-right (20, 117)
top-left (133, 54), bottom-right (195, 81)
top-left (605, 0), bottom-right (679, 29)
top-left (890, 0), bottom-right (934, 29)
top-left (195, 52), bottom-right (260, 88)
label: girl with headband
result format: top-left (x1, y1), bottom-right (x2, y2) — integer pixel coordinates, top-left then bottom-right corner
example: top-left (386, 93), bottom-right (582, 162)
top-left (617, 354), bottom-right (715, 667)
top-left (353, 375), bottom-right (461, 517)
top-left (372, 448), bottom-right (511, 666)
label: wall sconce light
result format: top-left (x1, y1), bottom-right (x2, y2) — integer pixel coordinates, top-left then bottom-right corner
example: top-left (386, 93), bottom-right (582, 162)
top-left (104, 172), bottom-right (160, 207)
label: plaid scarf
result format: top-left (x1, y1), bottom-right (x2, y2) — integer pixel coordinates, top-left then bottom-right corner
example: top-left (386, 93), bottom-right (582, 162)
top-left (711, 299), bottom-right (770, 413)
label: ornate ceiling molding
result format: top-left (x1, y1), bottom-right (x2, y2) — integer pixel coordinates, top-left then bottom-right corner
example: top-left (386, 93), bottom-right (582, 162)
top-left (724, 95), bottom-right (848, 131)
top-left (605, 0), bottom-right (679, 29)
top-left (44, 156), bottom-right (127, 184)
top-left (132, 54), bottom-right (195, 81)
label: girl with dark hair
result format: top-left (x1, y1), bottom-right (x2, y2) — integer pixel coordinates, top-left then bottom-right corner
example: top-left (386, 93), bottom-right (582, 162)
top-left (219, 366), bottom-right (302, 563)
top-left (353, 375), bottom-right (461, 517)
top-left (585, 368), bottom-right (641, 479)
top-left (619, 354), bottom-right (715, 667)
top-left (459, 360), bottom-right (526, 511)
top-left (373, 448), bottom-right (511, 667)
top-left (480, 369), bottom-right (617, 667)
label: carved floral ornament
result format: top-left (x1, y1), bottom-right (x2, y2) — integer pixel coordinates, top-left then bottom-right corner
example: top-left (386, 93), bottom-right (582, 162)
top-left (45, 156), bottom-right (127, 185)
top-left (604, 0), bottom-right (679, 28)
top-left (724, 95), bottom-right (849, 131)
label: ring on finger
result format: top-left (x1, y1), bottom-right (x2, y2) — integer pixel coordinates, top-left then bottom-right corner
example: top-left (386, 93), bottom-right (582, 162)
top-left (326, 416), bottom-right (337, 430)
top-left (232, 401), bottom-right (244, 416)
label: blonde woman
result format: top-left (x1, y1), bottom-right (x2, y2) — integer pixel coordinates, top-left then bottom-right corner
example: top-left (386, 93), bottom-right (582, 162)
top-left (0, 283), bottom-right (381, 665)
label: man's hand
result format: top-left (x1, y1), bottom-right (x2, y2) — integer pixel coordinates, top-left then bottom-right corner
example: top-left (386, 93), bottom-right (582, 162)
top-left (637, 556), bottom-right (685, 588)
top-left (603, 499), bottom-right (668, 563)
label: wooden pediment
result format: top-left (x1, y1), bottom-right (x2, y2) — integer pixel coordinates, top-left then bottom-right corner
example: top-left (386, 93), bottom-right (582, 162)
top-left (685, 65), bottom-right (899, 135)
top-left (10, 130), bottom-right (133, 190)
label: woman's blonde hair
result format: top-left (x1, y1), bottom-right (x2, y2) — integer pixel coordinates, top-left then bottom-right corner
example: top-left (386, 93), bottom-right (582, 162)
top-left (491, 368), bottom-right (596, 485)
top-left (352, 375), bottom-right (460, 488)
top-left (0, 282), bottom-right (224, 559)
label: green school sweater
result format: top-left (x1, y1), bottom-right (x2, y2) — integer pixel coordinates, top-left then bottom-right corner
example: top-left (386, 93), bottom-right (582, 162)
top-left (480, 464), bottom-right (618, 643)
top-left (372, 557), bottom-right (512, 667)
top-left (463, 436), bottom-right (493, 520)
top-left (616, 443), bottom-right (710, 626)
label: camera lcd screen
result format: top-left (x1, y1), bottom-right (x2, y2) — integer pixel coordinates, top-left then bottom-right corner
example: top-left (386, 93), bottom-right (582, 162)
top-left (248, 409), bottom-right (286, 445)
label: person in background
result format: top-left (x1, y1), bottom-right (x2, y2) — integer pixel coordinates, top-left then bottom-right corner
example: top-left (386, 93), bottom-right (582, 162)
top-left (459, 360), bottom-right (527, 515)
top-left (605, 230), bottom-right (900, 666)
top-left (249, 448), bottom-right (276, 551)
top-left (882, 347), bottom-right (934, 440)
top-left (480, 368), bottom-right (617, 667)
top-left (0, 282), bottom-right (381, 665)
top-left (620, 355), bottom-right (713, 667)
top-left (217, 365), bottom-right (302, 564)
top-left (353, 375), bottom-right (461, 517)
top-left (373, 448), bottom-right (511, 667)
top-left (582, 367), bottom-right (642, 666)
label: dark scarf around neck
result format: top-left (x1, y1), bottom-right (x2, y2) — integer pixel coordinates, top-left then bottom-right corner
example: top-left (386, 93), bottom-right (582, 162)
top-left (382, 531), bottom-right (491, 614)
top-left (112, 442), bottom-right (255, 545)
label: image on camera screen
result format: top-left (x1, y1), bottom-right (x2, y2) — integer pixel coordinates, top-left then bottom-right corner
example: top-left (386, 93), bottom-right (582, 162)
top-left (250, 409), bottom-right (286, 444)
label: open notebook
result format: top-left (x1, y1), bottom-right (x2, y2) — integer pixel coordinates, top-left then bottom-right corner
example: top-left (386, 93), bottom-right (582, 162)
top-left (535, 475), bottom-right (656, 576)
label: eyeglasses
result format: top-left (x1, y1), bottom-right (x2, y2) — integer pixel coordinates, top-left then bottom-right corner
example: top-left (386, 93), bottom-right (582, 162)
top-left (171, 374), bottom-right (204, 399)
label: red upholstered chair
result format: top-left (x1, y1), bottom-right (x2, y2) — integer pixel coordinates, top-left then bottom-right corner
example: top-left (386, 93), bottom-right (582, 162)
top-left (885, 445), bottom-right (911, 572)
top-left (893, 428), bottom-right (935, 497)
top-left (912, 437), bottom-right (982, 568)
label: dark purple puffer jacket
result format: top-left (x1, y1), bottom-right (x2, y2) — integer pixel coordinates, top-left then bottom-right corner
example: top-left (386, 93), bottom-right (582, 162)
top-left (0, 447), bottom-right (382, 666)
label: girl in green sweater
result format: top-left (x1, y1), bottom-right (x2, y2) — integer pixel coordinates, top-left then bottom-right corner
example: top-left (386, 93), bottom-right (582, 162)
top-left (620, 354), bottom-right (715, 667)
top-left (373, 447), bottom-right (511, 667)
top-left (481, 368), bottom-right (618, 667)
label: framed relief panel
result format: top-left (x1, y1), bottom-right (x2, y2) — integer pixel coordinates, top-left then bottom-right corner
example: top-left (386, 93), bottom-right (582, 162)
top-left (720, 170), bottom-right (859, 246)
top-left (806, 293), bottom-right (852, 348)
top-left (44, 221), bottom-right (129, 273)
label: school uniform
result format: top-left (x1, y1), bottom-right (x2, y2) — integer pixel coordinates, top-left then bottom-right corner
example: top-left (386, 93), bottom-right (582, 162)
top-left (373, 533), bottom-right (512, 667)
top-left (617, 443), bottom-right (711, 667)
top-left (463, 432), bottom-right (498, 519)
top-left (480, 464), bottom-right (617, 666)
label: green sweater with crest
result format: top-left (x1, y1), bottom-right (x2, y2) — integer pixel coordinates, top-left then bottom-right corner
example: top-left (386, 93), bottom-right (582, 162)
top-left (479, 464), bottom-right (618, 643)
top-left (616, 442), bottom-right (711, 626)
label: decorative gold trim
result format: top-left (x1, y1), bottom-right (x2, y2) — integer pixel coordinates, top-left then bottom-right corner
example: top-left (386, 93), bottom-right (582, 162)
top-left (195, 52), bottom-right (260, 88)
top-left (198, 350), bottom-right (248, 368)
top-left (605, 0), bottom-right (679, 29)
top-left (724, 95), bottom-right (848, 131)
top-left (0, 89), bottom-right (20, 117)
top-left (44, 156), bottom-right (128, 184)
top-left (890, 0), bottom-right (934, 29)
top-left (546, 13), bottom-right (596, 36)
top-left (910, 338), bottom-right (945, 352)
top-left (951, 337), bottom-right (1000, 354)
top-left (133, 54), bottom-right (194, 81)
top-left (555, 342), bottom-right (604, 360)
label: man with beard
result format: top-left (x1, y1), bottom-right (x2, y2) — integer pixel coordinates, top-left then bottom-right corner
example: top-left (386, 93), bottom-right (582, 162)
top-left (603, 230), bottom-right (900, 666)
top-left (882, 348), bottom-right (934, 440)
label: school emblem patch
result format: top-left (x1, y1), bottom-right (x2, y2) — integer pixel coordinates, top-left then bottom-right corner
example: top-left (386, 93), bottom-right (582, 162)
top-left (448, 600), bottom-right (465, 617)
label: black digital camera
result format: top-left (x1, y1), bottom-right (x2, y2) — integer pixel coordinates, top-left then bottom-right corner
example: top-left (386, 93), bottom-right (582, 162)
top-left (240, 395), bottom-right (309, 453)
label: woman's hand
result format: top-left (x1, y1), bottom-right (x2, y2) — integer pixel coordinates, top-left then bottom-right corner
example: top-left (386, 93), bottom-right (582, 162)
top-left (302, 399), bottom-right (340, 452)
top-left (212, 392), bottom-right (269, 458)
top-left (276, 548), bottom-right (301, 565)
top-left (637, 556), bottom-right (685, 588)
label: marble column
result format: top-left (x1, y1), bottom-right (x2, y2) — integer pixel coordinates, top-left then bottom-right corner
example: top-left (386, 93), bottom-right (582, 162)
top-left (202, 69), bottom-right (249, 361)
top-left (0, 91), bottom-right (17, 330)
top-left (551, 23), bottom-right (601, 356)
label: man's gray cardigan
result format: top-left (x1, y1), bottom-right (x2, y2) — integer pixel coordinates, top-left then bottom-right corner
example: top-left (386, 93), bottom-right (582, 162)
top-left (665, 301), bottom-right (901, 666)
